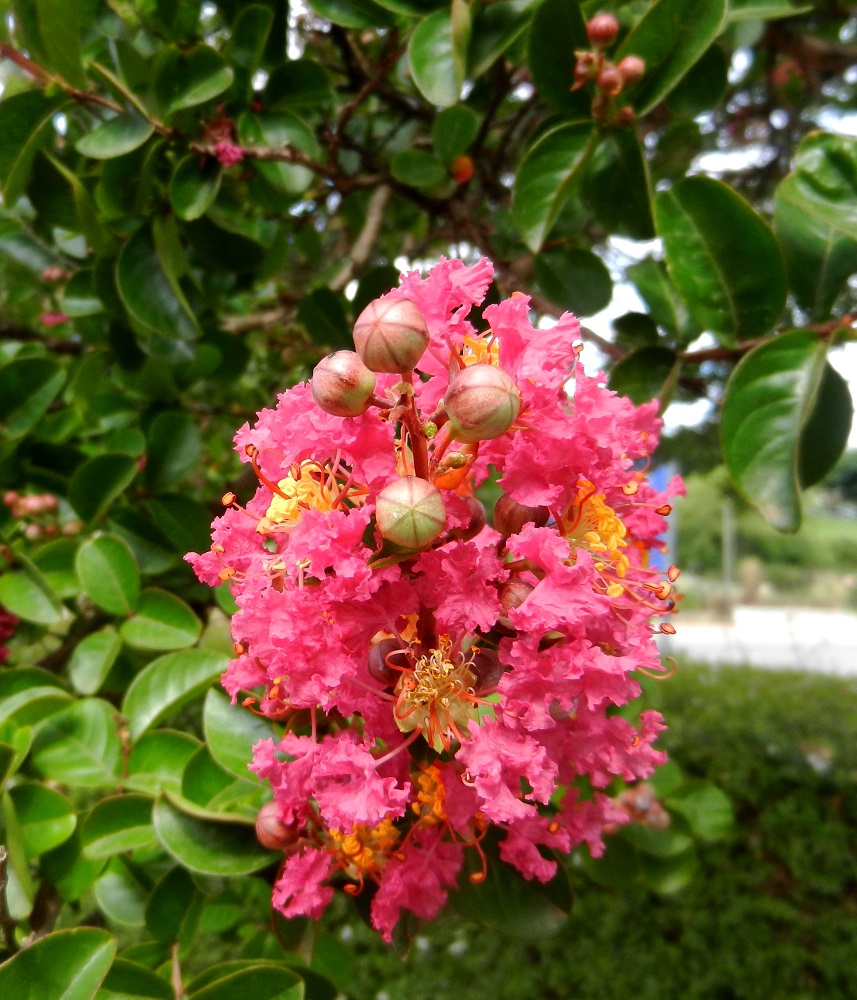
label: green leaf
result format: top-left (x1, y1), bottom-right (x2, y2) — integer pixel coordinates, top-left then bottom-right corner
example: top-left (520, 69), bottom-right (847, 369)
top-left (156, 45), bottom-right (235, 116)
top-left (0, 927), bottom-right (115, 1000)
top-left (467, 0), bottom-right (533, 80)
top-left (96, 958), bottom-right (173, 1000)
top-left (626, 257), bottom-right (699, 343)
top-left (666, 783), bottom-right (734, 841)
top-left (237, 112), bottom-right (319, 195)
top-left (512, 123), bottom-right (596, 253)
top-left (721, 331), bottom-right (831, 531)
top-left (169, 155), bottom-right (222, 221)
top-left (390, 149), bottom-right (447, 189)
top-left (144, 410), bottom-right (203, 493)
top-left (773, 132), bottom-right (857, 319)
top-left (306, 0), bottom-right (393, 28)
top-left (2, 789), bottom-right (35, 918)
top-left (0, 356), bottom-right (66, 439)
top-left (187, 965), bottom-right (304, 1000)
top-left (81, 795), bottom-right (156, 859)
top-left (152, 797), bottom-right (276, 876)
top-left (296, 288), bottom-right (351, 350)
top-left (431, 106), bottom-right (479, 165)
top-left (9, 782), bottom-right (77, 858)
top-left (622, 821), bottom-right (693, 858)
top-left (266, 60), bottom-right (333, 109)
top-left (69, 627), bottom-right (123, 695)
top-left (616, 0), bottom-right (727, 115)
top-left (94, 860), bottom-right (148, 927)
top-left (120, 588), bottom-right (201, 651)
top-left (727, 0), bottom-right (813, 20)
top-left (180, 747), bottom-right (263, 818)
top-left (609, 346), bottom-right (680, 406)
top-left (0, 90), bottom-right (65, 204)
top-left (665, 45), bottom-right (728, 118)
top-left (527, 0), bottom-right (589, 114)
top-left (41, 830), bottom-right (107, 904)
top-left (203, 688), bottom-right (275, 782)
top-left (637, 847), bottom-right (698, 894)
top-left (184, 216), bottom-right (267, 274)
top-left (116, 225), bottom-right (200, 342)
top-left (68, 453), bottom-right (138, 523)
top-left (0, 567), bottom-right (64, 626)
top-left (797, 362), bottom-right (853, 489)
top-left (144, 867), bottom-right (203, 945)
top-left (532, 248), bottom-right (612, 317)
top-left (31, 698), bottom-right (123, 787)
top-left (0, 684), bottom-right (72, 728)
top-left (36, 0), bottom-right (85, 86)
top-left (226, 4), bottom-right (274, 81)
top-left (582, 130), bottom-right (655, 241)
top-left (76, 534), bottom-right (140, 615)
top-left (76, 114), bottom-right (155, 160)
top-left (122, 648), bottom-right (226, 742)
top-left (144, 496), bottom-right (213, 557)
top-left (655, 177), bottom-right (787, 343)
top-left (125, 730), bottom-right (201, 796)
top-left (409, 10), bottom-right (460, 108)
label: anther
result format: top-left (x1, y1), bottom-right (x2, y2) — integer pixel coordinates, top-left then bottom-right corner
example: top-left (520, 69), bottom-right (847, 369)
top-left (656, 504), bottom-right (672, 516)
top-left (659, 622), bottom-right (676, 635)
top-left (221, 492), bottom-right (236, 506)
top-left (667, 565), bottom-right (680, 582)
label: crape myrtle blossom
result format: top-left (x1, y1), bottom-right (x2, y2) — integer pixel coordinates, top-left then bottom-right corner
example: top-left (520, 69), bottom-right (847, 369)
top-left (187, 257), bottom-right (682, 942)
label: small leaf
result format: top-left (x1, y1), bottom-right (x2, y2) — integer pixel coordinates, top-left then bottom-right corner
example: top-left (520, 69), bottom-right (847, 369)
top-left (81, 795), bottom-right (156, 859)
top-left (36, 0), bottom-right (85, 87)
top-left (265, 60), bottom-right (333, 108)
top-left (237, 112), bottom-right (319, 195)
top-left (637, 847), bottom-right (698, 894)
top-left (609, 346), bottom-right (680, 406)
top-left (0, 567), bottom-right (64, 626)
top-left (305, 0), bottom-right (393, 28)
top-left (94, 860), bottom-right (148, 927)
top-left (125, 730), bottom-right (201, 797)
top-left (144, 867), bottom-right (203, 945)
top-left (69, 627), bottom-right (123, 695)
top-left (156, 45), bottom-right (235, 116)
top-left (0, 927), bottom-right (115, 1000)
top-left (76, 114), bottom-right (154, 160)
top-left (187, 965), bottom-right (304, 1000)
top-left (666, 783), bottom-right (734, 841)
top-left (97, 958), bottom-right (173, 1000)
top-left (152, 796), bottom-right (277, 876)
top-left (0, 90), bottom-right (66, 204)
top-left (390, 149), bottom-right (447, 189)
top-left (203, 688), bottom-right (276, 782)
top-left (582, 130), bottom-right (655, 241)
top-left (122, 648), bottom-right (226, 742)
top-left (76, 534), bottom-right (140, 616)
top-left (512, 122), bottom-right (596, 253)
top-left (120, 588), bottom-right (201, 651)
top-left (798, 362), bottom-right (853, 489)
top-left (467, 0), bottom-right (533, 80)
top-left (9, 782), bottom-right (77, 858)
top-left (527, 0), bottom-right (590, 114)
top-left (655, 177), bottom-right (787, 343)
top-left (409, 10), bottom-right (460, 108)
top-left (169, 155), bottom-right (222, 221)
top-left (616, 0), bottom-right (727, 115)
top-left (31, 699), bottom-right (123, 788)
top-left (0, 356), bottom-right (66, 439)
top-left (722, 330), bottom-right (830, 530)
top-left (626, 257), bottom-right (699, 343)
top-left (532, 248), bottom-right (612, 317)
top-left (431, 106), bottom-right (479, 165)
top-left (727, 0), bottom-right (813, 19)
top-left (69, 453), bottom-right (138, 523)
top-left (144, 410), bottom-right (203, 493)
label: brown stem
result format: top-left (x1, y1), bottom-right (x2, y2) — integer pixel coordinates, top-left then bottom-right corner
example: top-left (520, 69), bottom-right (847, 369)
top-left (399, 371), bottom-right (430, 481)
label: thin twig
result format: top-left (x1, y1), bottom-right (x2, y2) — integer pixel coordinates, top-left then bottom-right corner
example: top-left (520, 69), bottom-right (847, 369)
top-left (330, 184), bottom-right (393, 291)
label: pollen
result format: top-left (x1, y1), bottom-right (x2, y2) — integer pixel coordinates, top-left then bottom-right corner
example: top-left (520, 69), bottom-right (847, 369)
top-left (562, 480), bottom-right (630, 577)
top-left (461, 331), bottom-right (500, 367)
top-left (264, 461), bottom-right (338, 526)
top-left (328, 818), bottom-right (399, 879)
top-left (411, 764), bottom-right (447, 825)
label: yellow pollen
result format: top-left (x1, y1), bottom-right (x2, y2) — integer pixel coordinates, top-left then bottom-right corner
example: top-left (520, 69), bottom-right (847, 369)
top-left (461, 332), bottom-right (500, 367)
top-left (262, 461), bottom-right (338, 528)
top-left (562, 480), bottom-right (630, 579)
top-left (411, 764), bottom-right (447, 825)
top-left (328, 818), bottom-right (399, 877)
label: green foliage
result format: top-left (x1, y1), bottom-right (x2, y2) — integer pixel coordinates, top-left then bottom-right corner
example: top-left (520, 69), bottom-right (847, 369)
top-left (0, 0), bottom-right (856, 993)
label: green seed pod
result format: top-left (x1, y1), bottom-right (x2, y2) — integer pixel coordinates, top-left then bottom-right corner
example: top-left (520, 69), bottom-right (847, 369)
top-left (445, 365), bottom-right (520, 442)
top-left (311, 351), bottom-right (377, 417)
top-left (375, 476), bottom-right (447, 549)
top-left (353, 297), bottom-right (430, 373)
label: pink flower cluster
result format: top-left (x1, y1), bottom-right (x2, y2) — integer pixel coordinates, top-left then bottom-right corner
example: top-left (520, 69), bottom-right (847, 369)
top-left (187, 257), bottom-right (682, 941)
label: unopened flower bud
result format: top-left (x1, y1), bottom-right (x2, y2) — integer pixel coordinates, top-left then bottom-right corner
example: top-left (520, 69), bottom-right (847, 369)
top-left (352, 297), bottom-right (430, 374)
top-left (446, 495), bottom-right (487, 542)
top-left (493, 493), bottom-right (549, 537)
top-left (445, 365), bottom-right (520, 443)
top-left (615, 106), bottom-right (635, 127)
top-left (586, 13), bottom-right (619, 48)
top-left (255, 801), bottom-right (300, 851)
top-left (471, 647), bottom-right (505, 692)
top-left (617, 55), bottom-right (645, 87)
top-left (597, 65), bottom-right (623, 97)
top-left (368, 637), bottom-right (405, 686)
top-left (375, 476), bottom-right (447, 549)
top-left (311, 350), bottom-right (377, 417)
top-left (499, 577), bottom-right (535, 614)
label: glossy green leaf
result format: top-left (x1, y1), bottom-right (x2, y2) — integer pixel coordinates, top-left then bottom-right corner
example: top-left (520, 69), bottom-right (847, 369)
top-left (512, 122), bottom-right (597, 253)
top-left (69, 627), bottom-right (123, 695)
top-left (169, 155), bottom-right (222, 221)
top-left (122, 648), bottom-right (226, 742)
top-left (9, 782), bottom-right (76, 858)
top-left (296, 288), bottom-right (351, 349)
top-left (156, 45), bottom-right (235, 115)
top-left (626, 257), bottom-right (699, 343)
top-left (431, 106), bottom-right (479, 165)
top-left (125, 730), bottom-right (201, 797)
top-left (612, 312), bottom-right (659, 350)
top-left (306, 0), bottom-right (393, 28)
top-left (31, 698), bottom-right (123, 787)
top-left (0, 90), bottom-right (65, 204)
top-left (144, 867), bottom-right (202, 945)
top-left (36, 0), bottom-right (85, 85)
top-left (203, 688), bottom-right (275, 782)
top-left (468, 0), bottom-right (533, 79)
top-left (2, 789), bottom-right (35, 918)
top-left (144, 410), bottom-right (203, 493)
top-left (31, 539), bottom-right (81, 600)
top-left (666, 783), bottom-right (734, 841)
top-left (532, 248), bottom-right (612, 317)
top-left (655, 177), bottom-right (787, 343)
top-left (187, 965), bottom-right (304, 1000)
top-left (0, 684), bottom-right (72, 728)
top-left (0, 927), bottom-right (115, 1000)
top-left (68, 453), bottom-right (138, 524)
top-left (616, 0), bottom-right (727, 115)
top-left (226, 4), bottom-right (274, 78)
top-left (144, 496), bottom-right (213, 557)
top-left (727, 0), bottom-right (813, 20)
top-left (582, 130), bottom-right (655, 241)
top-left (120, 588), bottom-right (201, 651)
top-left (238, 111), bottom-right (319, 195)
top-left (409, 10), bottom-right (460, 108)
top-left (609, 346), bottom-right (680, 406)
top-left (390, 149), bottom-right (447, 189)
top-left (0, 566), bottom-right (64, 625)
top-left (266, 60), bottom-right (333, 108)
top-left (76, 534), bottom-right (140, 616)
top-left (773, 132), bottom-right (857, 319)
top-left (721, 330), bottom-right (830, 530)
top-left (637, 847), bottom-right (698, 894)
top-left (41, 829), bottom-right (107, 904)
top-left (0, 356), bottom-right (66, 439)
top-left (797, 362), bottom-right (853, 489)
top-left (116, 225), bottom-right (200, 342)
top-left (180, 746), bottom-right (263, 818)
top-left (527, 0), bottom-right (589, 113)
top-left (76, 115), bottom-right (155, 160)
top-left (665, 45), bottom-right (729, 118)
top-left (184, 215), bottom-right (267, 274)
top-left (96, 958), bottom-right (173, 1000)
top-left (152, 796), bottom-right (276, 876)
top-left (94, 860), bottom-right (148, 927)
top-left (0, 726), bottom-right (31, 788)
top-left (81, 795), bottom-right (156, 859)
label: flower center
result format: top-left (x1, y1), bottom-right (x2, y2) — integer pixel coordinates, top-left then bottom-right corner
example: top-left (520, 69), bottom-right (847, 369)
top-left (394, 638), bottom-right (479, 752)
top-left (411, 764), bottom-right (447, 825)
top-left (561, 480), bottom-right (630, 593)
top-left (461, 331), bottom-right (500, 367)
top-left (327, 818), bottom-right (399, 881)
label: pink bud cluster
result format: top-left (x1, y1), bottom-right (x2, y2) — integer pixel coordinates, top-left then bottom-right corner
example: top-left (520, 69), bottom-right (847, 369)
top-left (572, 13), bottom-right (645, 127)
top-left (0, 605), bottom-right (19, 666)
top-left (2, 491), bottom-right (79, 540)
top-left (188, 257), bottom-right (682, 940)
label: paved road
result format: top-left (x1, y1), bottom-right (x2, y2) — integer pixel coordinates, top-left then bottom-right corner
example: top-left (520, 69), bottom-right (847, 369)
top-left (656, 606), bottom-right (857, 676)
